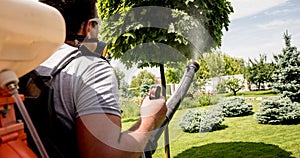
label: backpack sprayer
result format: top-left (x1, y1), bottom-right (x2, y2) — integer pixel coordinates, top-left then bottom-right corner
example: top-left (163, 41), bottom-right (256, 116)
top-left (0, 1), bottom-right (65, 157)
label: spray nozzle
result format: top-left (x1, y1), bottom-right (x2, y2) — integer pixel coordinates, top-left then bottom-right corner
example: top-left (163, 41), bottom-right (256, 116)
top-left (187, 61), bottom-right (200, 72)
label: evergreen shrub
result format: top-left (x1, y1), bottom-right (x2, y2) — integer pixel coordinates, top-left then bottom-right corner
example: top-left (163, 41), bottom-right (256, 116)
top-left (255, 97), bottom-right (300, 124)
top-left (179, 107), bottom-right (224, 133)
top-left (218, 96), bottom-right (253, 117)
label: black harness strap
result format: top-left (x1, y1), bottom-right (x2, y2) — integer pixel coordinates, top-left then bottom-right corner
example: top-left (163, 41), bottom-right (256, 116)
top-left (18, 45), bottom-right (110, 158)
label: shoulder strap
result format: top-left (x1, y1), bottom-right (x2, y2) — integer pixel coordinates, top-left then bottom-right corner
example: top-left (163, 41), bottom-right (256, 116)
top-left (50, 45), bottom-right (110, 78)
top-left (50, 49), bottom-right (79, 77)
top-left (95, 41), bottom-right (108, 57)
top-left (18, 46), bottom-right (111, 158)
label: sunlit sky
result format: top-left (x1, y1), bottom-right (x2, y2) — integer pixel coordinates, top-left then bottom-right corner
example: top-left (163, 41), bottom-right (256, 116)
top-left (221, 0), bottom-right (300, 62)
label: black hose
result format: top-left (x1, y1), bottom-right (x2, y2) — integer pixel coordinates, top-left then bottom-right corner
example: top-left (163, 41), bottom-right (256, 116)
top-left (143, 61), bottom-right (199, 157)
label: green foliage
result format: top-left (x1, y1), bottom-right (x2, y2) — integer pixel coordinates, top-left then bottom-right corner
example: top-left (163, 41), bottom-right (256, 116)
top-left (223, 54), bottom-right (245, 75)
top-left (123, 94), bottom-right (300, 157)
top-left (180, 110), bottom-right (198, 133)
top-left (255, 97), bottom-right (300, 124)
top-left (97, 0), bottom-right (233, 68)
top-left (225, 77), bottom-right (245, 96)
top-left (195, 93), bottom-right (218, 107)
top-left (178, 97), bottom-right (199, 110)
top-left (195, 52), bottom-right (245, 82)
top-left (165, 69), bottom-right (178, 84)
top-left (272, 31), bottom-right (300, 102)
top-left (120, 98), bottom-right (140, 118)
top-left (197, 93), bottom-right (212, 107)
top-left (179, 107), bottom-right (224, 133)
top-left (129, 70), bottom-right (156, 96)
top-left (113, 67), bottom-right (125, 89)
top-left (113, 67), bottom-right (132, 98)
top-left (218, 97), bottom-right (253, 117)
top-left (139, 79), bottom-right (151, 97)
top-left (244, 54), bottom-right (277, 90)
top-left (216, 79), bottom-right (227, 94)
top-left (225, 89), bottom-right (278, 97)
top-left (204, 52), bottom-right (226, 77)
top-left (120, 81), bottom-right (132, 98)
top-left (165, 64), bottom-right (184, 84)
top-left (195, 56), bottom-right (211, 81)
top-left (198, 93), bottom-right (222, 107)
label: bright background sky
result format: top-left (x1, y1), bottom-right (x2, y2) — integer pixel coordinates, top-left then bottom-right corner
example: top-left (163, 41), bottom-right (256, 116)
top-left (221, 0), bottom-right (300, 62)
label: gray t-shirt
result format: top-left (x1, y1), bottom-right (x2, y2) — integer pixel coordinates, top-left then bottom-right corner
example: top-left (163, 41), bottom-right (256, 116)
top-left (36, 44), bottom-right (121, 130)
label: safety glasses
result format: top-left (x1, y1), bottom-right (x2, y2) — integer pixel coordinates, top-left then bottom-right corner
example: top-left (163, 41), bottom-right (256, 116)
top-left (89, 18), bottom-right (102, 28)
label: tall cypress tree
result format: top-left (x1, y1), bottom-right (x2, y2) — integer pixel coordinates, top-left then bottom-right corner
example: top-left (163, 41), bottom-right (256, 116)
top-left (272, 31), bottom-right (300, 102)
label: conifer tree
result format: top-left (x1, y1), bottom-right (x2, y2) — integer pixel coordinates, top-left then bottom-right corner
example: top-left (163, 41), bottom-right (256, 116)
top-left (139, 79), bottom-right (152, 97)
top-left (272, 31), bottom-right (300, 102)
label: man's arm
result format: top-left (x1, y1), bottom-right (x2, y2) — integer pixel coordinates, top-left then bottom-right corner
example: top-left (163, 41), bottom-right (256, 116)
top-left (76, 96), bottom-right (166, 158)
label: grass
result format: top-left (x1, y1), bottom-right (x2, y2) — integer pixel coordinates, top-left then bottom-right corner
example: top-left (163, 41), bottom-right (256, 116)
top-left (122, 99), bottom-right (300, 158)
top-left (225, 89), bottom-right (279, 97)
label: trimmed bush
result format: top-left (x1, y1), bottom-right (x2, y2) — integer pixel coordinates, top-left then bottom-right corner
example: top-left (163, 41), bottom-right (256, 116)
top-left (218, 97), bottom-right (253, 117)
top-left (179, 107), bottom-right (224, 133)
top-left (254, 97), bottom-right (300, 124)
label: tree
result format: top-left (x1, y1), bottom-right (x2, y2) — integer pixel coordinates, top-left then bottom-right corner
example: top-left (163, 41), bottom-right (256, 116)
top-left (165, 62), bottom-right (186, 84)
top-left (196, 56), bottom-right (211, 80)
top-left (244, 54), bottom-right (276, 90)
top-left (272, 31), bottom-right (300, 102)
top-left (223, 54), bottom-right (245, 75)
top-left (129, 70), bottom-right (156, 96)
top-left (113, 67), bottom-right (125, 89)
top-left (97, 0), bottom-right (234, 68)
top-left (197, 51), bottom-right (244, 79)
top-left (216, 78), bottom-right (227, 94)
top-left (225, 77), bottom-right (244, 96)
top-left (139, 79), bottom-right (152, 97)
top-left (120, 81), bottom-right (131, 98)
top-left (204, 52), bottom-right (226, 78)
top-left (113, 67), bottom-right (132, 98)
top-left (165, 68), bottom-right (180, 84)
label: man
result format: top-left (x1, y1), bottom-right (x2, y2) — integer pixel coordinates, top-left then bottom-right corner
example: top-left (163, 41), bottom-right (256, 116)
top-left (35, 0), bottom-right (167, 157)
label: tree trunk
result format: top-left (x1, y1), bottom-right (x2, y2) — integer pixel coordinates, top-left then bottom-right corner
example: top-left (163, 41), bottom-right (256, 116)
top-left (159, 64), bottom-right (170, 158)
top-left (233, 90), bottom-right (237, 96)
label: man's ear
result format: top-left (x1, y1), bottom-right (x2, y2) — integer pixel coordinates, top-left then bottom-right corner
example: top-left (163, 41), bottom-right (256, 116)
top-left (81, 21), bottom-right (92, 37)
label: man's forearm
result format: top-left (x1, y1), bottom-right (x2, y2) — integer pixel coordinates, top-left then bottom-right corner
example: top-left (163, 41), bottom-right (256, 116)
top-left (77, 114), bottom-right (157, 158)
top-left (119, 116), bottom-right (156, 150)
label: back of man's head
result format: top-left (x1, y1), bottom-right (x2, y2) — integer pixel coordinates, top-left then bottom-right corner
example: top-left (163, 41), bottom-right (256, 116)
top-left (39, 0), bottom-right (97, 38)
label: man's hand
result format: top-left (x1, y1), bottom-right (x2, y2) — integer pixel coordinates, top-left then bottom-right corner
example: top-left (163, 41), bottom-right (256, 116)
top-left (140, 95), bottom-right (167, 129)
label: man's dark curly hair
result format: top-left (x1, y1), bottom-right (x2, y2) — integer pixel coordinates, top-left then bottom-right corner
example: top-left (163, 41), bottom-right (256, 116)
top-left (39, 0), bottom-right (97, 39)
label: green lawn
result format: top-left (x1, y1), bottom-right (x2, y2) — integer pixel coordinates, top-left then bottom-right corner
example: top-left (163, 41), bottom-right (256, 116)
top-left (122, 99), bottom-right (300, 158)
top-left (225, 89), bottom-right (278, 97)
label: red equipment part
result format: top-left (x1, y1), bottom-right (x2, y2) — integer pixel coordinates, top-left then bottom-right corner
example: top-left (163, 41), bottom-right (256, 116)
top-left (0, 89), bottom-right (37, 158)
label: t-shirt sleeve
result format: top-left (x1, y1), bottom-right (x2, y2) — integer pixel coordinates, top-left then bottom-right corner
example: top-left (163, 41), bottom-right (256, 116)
top-left (73, 59), bottom-right (121, 118)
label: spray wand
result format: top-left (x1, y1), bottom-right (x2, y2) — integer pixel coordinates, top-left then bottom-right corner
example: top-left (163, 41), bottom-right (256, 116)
top-left (142, 61), bottom-right (200, 158)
